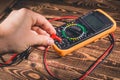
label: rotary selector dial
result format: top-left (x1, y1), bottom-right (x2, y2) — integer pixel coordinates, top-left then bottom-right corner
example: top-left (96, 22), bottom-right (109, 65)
top-left (62, 22), bottom-right (87, 41)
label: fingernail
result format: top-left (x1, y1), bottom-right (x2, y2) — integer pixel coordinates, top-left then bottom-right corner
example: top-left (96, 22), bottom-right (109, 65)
top-left (48, 38), bottom-right (54, 45)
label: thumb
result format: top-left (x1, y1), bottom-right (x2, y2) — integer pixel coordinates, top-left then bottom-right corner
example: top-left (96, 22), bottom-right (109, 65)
top-left (30, 35), bottom-right (54, 47)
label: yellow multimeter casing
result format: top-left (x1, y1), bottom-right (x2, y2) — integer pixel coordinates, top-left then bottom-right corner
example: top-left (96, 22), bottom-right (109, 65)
top-left (52, 9), bottom-right (116, 56)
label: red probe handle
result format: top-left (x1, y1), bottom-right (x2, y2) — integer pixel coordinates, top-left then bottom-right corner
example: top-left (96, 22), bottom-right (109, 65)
top-left (51, 34), bottom-right (62, 43)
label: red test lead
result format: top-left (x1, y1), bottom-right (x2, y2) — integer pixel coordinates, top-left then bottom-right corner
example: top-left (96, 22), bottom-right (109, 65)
top-left (51, 34), bottom-right (62, 43)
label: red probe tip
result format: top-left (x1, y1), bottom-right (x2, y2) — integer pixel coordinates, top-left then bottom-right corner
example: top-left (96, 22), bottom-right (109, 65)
top-left (51, 34), bottom-right (62, 42)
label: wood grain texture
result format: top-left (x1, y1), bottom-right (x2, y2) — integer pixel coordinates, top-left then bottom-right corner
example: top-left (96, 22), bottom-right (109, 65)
top-left (0, 0), bottom-right (120, 80)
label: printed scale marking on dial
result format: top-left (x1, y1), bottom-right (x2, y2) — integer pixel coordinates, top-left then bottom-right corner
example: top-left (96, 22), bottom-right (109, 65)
top-left (55, 21), bottom-right (88, 50)
top-left (62, 22), bottom-right (87, 41)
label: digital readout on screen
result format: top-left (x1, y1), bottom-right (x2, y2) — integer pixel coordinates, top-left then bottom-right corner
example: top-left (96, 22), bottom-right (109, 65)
top-left (84, 14), bottom-right (105, 31)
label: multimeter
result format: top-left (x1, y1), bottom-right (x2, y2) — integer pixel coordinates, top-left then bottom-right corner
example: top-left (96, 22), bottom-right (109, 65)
top-left (52, 9), bottom-right (116, 56)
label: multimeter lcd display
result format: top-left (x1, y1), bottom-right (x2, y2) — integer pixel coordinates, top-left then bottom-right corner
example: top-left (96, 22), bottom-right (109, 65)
top-left (84, 15), bottom-right (105, 31)
top-left (83, 11), bottom-right (113, 32)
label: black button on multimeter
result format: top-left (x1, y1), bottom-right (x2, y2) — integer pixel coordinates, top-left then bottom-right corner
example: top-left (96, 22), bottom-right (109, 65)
top-left (53, 9), bottom-right (116, 56)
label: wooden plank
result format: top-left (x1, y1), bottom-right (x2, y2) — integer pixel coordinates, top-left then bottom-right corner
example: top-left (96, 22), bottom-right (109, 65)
top-left (0, 0), bottom-right (120, 80)
top-left (0, 0), bottom-right (18, 21)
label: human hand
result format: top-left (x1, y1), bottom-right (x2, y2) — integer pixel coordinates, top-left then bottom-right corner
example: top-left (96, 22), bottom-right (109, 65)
top-left (0, 8), bottom-right (56, 54)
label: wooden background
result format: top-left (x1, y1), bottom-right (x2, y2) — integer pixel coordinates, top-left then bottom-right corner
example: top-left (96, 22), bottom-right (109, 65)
top-left (0, 0), bottom-right (120, 80)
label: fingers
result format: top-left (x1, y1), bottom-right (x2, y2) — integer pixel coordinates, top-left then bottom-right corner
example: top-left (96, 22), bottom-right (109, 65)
top-left (20, 8), bottom-right (56, 35)
top-left (32, 11), bottom-right (56, 35)
top-left (14, 8), bottom-right (56, 35)
top-left (32, 26), bottom-right (50, 36)
top-left (30, 34), bottom-right (54, 47)
top-left (31, 26), bottom-right (52, 50)
top-left (36, 46), bottom-right (46, 50)
top-left (5, 8), bottom-right (56, 35)
top-left (12, 8), bottom-right (56, 35)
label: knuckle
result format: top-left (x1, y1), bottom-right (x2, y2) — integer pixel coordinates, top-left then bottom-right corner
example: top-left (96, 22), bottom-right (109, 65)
top-left (11, 10), bottom-right (17, 13)
top-left (39, 15), bottom-right (46, 20)
top-left (19, 8), bottom-right (28, 12)
top-left (18, 8), bottom-right (28, 14)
